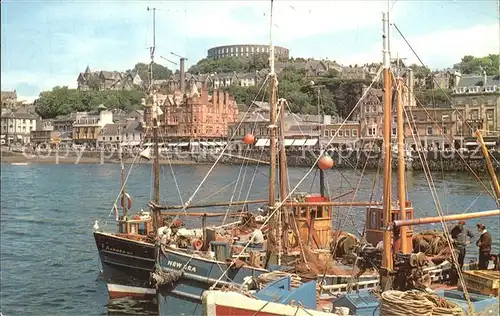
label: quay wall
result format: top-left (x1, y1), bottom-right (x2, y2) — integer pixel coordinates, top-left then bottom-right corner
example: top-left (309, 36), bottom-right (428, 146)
top-left (1, 148), bottom-right (499, 172)
top-left (196, 149), bottom-right (500, 173)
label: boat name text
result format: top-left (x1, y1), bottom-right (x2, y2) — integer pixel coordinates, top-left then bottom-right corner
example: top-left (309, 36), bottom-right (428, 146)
top-left (166, 260), bottom-right (197, 273)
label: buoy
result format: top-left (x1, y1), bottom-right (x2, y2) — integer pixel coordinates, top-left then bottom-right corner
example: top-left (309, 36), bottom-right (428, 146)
top-left (318, 154), bottom-right (334, 170)
top-left (192, 238), bottom-right (203, 250)
top-left (243, 133), bottom-right (255, 145)
top-left (121, 193), bottom-right (132, 210)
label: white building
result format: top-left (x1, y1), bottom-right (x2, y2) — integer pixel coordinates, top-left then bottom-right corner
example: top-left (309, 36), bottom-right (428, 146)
top-left (1, 108), bottom-right (38, 144)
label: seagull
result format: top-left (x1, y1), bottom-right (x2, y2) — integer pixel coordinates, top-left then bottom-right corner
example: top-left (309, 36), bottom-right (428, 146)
top-left (93, 220), bottom-right (100, 231)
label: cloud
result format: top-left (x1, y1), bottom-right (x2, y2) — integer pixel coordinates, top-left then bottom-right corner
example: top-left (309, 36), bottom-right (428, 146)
top-left (338, 23), bottom-right (499, 68)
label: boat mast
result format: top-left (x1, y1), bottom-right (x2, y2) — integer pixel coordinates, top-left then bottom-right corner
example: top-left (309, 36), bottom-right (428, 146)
top-left (120, 125), bottom-right (128, 218)
top-left (395, 64), bottom-right (409, 254)
top-left (278, 99), bottom-right (288, 258)
top-left (148, 6), bottom-right (161, 230)
top-left (476, 130), bottom-right (500, 205)
top-left (381, 11), bottom-right (393, 271)
top-left (268, 0), bottom-right (277, 212)
top-left (317, 86), bottom-right (326, 196)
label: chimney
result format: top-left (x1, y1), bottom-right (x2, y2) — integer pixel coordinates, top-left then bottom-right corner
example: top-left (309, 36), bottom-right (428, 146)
top-left (407, 68), bottom-right (414, 107)
top-left (212, 89), bottom-right (218, 105)
top-left (180, 57), bottom-right (186, 95)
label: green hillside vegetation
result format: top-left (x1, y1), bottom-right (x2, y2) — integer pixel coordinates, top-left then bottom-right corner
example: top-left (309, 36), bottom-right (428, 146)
top-left (34, 54), bottom-right (497, 118)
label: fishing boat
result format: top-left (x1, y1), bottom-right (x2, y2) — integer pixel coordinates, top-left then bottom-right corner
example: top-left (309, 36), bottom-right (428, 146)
top-left (201, 8), bottom-right (500, 316)
top-left (92, 9), bottom-right (268, 300)
top-left (202, 275), bottom-right (341, 316)
top-left (153, 1), bottom-right (383, 313)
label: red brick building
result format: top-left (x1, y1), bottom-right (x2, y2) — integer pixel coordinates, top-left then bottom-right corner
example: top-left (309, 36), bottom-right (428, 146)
top-left (158, 83), bottom-right (239, 143)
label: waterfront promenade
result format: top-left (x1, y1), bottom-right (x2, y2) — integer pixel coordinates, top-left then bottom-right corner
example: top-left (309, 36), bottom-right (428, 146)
top-left (1, 146), bottom-right (498, 172)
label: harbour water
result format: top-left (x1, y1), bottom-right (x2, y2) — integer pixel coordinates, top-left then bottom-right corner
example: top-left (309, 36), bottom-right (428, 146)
top-left (1, 163), bottom-right (498, 315)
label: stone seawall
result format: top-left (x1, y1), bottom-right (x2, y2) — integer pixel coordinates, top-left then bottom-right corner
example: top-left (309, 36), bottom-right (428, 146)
top-left (195, 149), bottom-right (500, 173)
top-left (2, 148), bottom-right (499, 172)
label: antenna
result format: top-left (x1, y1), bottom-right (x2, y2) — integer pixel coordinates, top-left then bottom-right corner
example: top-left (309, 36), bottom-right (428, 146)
top-left (160, 56), bottom-right (178, 66)
top-left (147, 6), bottom-right (157, 92)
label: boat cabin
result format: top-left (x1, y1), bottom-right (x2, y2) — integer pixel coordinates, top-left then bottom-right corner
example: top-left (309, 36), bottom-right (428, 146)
top-left (365, 201), bottom-right (414, 252)
top-left (117, 212), bottom-right (153, 236)
top-left (287, 194), bottom-right (333, 250)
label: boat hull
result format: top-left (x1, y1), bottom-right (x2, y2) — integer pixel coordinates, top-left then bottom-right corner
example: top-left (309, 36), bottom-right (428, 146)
top-left (202, 291), bottom-right (335, 316)
top-left (94, 231), bottom-right (157, 300)
top-left (158, 247), bottom-right (267, 315)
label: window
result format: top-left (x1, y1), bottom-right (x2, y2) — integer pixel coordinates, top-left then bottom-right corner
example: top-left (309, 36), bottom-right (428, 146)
top-left (392, 128), bottom-right (397, 136)
top-left (443, 127), bottom-right (448, 135)
top-left (441, 114), bottom-right (450, 121)
top-left (426, 126), bottom-right (433, 135)
top-left (324, 130), bottom-right (329, 137)
top-left (486, 110), bottom-right (494, 120)
top-left (372, 105), bottom-right (377, 112)
top-left (352, 129), bottom-right (358, 137)
top-left (345, 130), bottom-right (350, 137)
top-left (338, 130), bottom-right (343, 137)
top-left (368, 127), bottom-right (376, 136)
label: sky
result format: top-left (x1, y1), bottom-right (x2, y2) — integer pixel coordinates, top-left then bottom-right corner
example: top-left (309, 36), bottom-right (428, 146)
top-left (1, 0), bottom-right (499, 102)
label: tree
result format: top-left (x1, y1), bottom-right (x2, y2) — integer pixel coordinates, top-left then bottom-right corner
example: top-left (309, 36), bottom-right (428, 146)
top-left (453, 54), bottom-right (499, 75)
top-left (188, 57), bottom-right (248, 74)
top-left (131, 62), bottom-right (172, 85)
top-left (34, 87), bottom-right (145, 118)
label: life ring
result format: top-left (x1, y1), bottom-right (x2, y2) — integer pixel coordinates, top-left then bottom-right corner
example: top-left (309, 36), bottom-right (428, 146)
top-left (192, 238), bottom-right (203, 250)
top-left (121, 193), bottom-right (132, 210)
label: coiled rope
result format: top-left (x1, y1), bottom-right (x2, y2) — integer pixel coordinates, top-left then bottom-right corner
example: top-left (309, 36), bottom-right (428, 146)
top-left (378, 290), bottom-right (464, 316)
top-left (257, 271), bottom-right (303, 289)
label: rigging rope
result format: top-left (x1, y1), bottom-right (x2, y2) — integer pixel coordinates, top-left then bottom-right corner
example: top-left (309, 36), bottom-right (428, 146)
top-left (209, 66), bottom-right (384, 291)
top-left (393, 23), bottom-right (496, 202)
top-left (103, 125), bottom-right (151, 228)
top-left (404, 101), bottom-right (473, 314)
top-left (164, 75), bottom-right (271, 230)
top-left (223, 83), bottom-right (269, 225)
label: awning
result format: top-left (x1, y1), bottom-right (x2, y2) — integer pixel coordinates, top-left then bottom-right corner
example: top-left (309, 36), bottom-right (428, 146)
top-left (144, 142), bottom-right (153, 146)
top-left (465, 142), bottom-right (477, 146)
top-left (485, 141), bottom-right (497, 146)
top-left (16, 135), bottom-right (22, 139)
top-left (178, 142), bottom-right (189, 147)
top-left (120, 142), bottom-right (129, 146)
top-left (283, 139), bottom-right (294, 146)
top-left (190, 142), bottom-right (200, 146)
top-left (304, 139), bottom-right (318, 146)
top-left (167, 143), bottom-right (179, 147)
top-left (255, 138), bottom-right (270, 147)
top-left (199, 141), bottom-right (209, 146)
top-left (128, 141), bottom-right (140, 146)
top-left (206, 141), bottom-right (216, 146)
top-left (0, 135), bottom-right (5, 138)
top-left (214, 142), bottom-right (225, 146)
top-left (291, 139), bottom-right (307, 146)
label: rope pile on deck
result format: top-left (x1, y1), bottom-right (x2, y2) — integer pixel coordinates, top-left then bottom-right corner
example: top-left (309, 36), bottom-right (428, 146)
top-left (257, 271), bottom-right (303, 289)
top-left (378, 290), bottom-right (464, 316)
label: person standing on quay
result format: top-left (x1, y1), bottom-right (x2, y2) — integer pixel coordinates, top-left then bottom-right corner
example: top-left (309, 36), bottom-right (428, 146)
top-left (476, 223), bottom-right (492, 270)
top-left (450, 220), bottom-right (474, 270)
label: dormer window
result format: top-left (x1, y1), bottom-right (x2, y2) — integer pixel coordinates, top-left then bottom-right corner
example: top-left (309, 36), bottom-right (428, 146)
top-left (468, 86), bottom-right (480, 93)
top-left (484, 85), bottom-right (497, 93)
